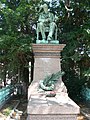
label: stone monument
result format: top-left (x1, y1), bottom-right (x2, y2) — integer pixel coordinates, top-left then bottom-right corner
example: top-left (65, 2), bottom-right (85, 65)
top-left (27, 3), bottom-right (80, 120)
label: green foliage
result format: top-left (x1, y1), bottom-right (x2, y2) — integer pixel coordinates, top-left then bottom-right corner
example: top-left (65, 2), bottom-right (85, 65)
top-left (63, 70), bottom-right (86, 101)
top-left (0, 0), bottom-right (41, 85)
top-left (59, 0), bottom-right (90, 100)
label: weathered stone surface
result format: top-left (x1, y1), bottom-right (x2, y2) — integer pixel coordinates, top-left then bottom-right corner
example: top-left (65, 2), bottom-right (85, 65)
top-left (32, 44), bottom-right (65, 82)
top-left (33, 58), bottom-right (61, 82)
top-left (27, 114), bottom-right (77, 120)
top-left (27, 82), bottom-right (80, 115)
top-left (27, 44), bottom-right (80, 120)
top-left (32, 44), bottom-right (65, 58)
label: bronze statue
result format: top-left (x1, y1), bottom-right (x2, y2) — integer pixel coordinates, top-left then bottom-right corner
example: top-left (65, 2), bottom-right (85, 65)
top-left (39, 71), bottom-right (65, 91)
top-left (37, 3), bottom-right (58, 43)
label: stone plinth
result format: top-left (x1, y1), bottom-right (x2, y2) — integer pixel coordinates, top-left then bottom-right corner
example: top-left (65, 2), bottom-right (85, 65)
top-left (27, 44), bottom-right (80, 120)
top-left (27, 115), bottom-right (77, 120)
top-left (27, 82), bottom-right (80, 120)
top-left (32, 44), bottom-right (65, 82)
top-left (32, 44), bottom-right (65, 58)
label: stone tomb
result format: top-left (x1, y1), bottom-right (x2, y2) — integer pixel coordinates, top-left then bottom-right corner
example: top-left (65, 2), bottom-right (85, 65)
top-left (27, 44), bottom-right (80, 120)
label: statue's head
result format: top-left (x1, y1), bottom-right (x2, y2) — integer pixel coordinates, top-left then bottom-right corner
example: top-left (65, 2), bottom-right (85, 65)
top-left (43, 3), bottom-right (48, 9)
top-left (39, 3), bottom-right (48, 13)
top-left (43, 3), bottom-right (48, 13)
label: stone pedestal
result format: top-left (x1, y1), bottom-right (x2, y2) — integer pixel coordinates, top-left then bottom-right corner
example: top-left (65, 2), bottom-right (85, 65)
top-left (32, 44), bottom-right (65, 82)
top-left (27, 44), bottom-right (80, 120)
top-left (27, 82), bottom-right (80, 120)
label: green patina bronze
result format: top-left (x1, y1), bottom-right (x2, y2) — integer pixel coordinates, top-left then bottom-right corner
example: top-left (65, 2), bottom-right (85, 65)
top-left (39, 71), bottom-right (65, 91)
top-left (36, 3), bottom-right (59, 44)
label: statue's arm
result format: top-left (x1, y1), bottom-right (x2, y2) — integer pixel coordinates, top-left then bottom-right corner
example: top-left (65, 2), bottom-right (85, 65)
top-left (49, 13), bottom-right (55, 22)
top-left (38, 13), bottom-right (51, 23)
top-left (38, 14), bottom-right (45, 23)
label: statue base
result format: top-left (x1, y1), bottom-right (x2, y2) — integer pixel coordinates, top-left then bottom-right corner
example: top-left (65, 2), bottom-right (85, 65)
top-left (27, 44), bottom-right (80, 120)
top-left (27, 82), bottom-right (80, 120)
top-left (36, 40), bottom-right (59, 44)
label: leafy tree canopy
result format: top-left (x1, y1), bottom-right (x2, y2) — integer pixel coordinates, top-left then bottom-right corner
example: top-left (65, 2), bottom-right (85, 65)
top-left (0, 0), bottom-right (90, 100)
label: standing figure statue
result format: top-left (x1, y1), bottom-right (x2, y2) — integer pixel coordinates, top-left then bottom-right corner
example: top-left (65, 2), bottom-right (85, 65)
top-left (37, 3), bottom-right (58, 43)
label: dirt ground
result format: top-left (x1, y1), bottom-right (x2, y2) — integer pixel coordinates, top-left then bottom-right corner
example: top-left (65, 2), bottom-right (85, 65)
top-left (0, 95), bottom-right (27, 120)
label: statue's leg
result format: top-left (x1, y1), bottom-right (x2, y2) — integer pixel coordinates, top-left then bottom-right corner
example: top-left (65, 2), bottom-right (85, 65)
top-left (47, 22), bottom-right (56, 41)
top-left (38, 22), bottom-right (46, 40)
top-left (37, 23), bottom-right (39, 40)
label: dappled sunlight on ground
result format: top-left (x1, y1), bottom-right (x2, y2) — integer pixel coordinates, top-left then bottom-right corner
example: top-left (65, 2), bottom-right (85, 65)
top-left (77, 114), bottom-right (87, 120)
